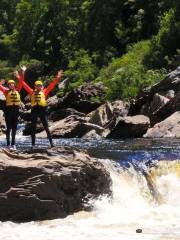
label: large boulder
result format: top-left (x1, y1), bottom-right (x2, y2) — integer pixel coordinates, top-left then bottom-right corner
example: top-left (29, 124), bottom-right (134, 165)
top-left (82, 129), bottom-right (102, 139)
top-left (139, 93), bottom-right (170, 122)
top-left (23, 121), bottom-right (49, 136)
top-left (36, 115), bottom-right (82, 138)
top-left (129, 67), bottom-right (180, 117)
top-left (0, 147), bottom-right (111, 222)
top-left (49, 108), bottom-right (85, 122)
top-left (56, 82), bottom-right (105, 114)
top-left (107, 115), bottom-right (150, 138)
top-left (144, 111), bottom-right (180, 138)
top-left (85, 101), bottom-right (129, 139)
top-left (150, 66), bottom-right (180, 95)
top-left (149, 93), bottom-right (169, 114)
top-left (47, 95), bottom-right (59, 109)
top-left (37, 115), bottom-right (105, 138)
top-left (87, 102), bottom-right (114, 127)
top-left (87, 101), bottom-right (129, 128)
top-left (151, 91), bottom-right (180, 125)
top-left (22, 108), bottom-right (86, 136)
top-left (111, 100), bottom-right (129, 117)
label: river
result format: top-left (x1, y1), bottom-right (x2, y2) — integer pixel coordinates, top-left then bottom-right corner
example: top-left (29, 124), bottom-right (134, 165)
top-left (0, 136), bottom-right (180, 240)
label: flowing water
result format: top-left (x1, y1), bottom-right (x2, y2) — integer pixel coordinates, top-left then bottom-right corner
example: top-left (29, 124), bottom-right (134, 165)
top-left (0, 135), bottom-right (180, 240)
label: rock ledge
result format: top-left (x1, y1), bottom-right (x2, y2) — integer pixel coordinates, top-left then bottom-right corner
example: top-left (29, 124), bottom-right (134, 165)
top-left (0, 147), bottom-right (111, 222)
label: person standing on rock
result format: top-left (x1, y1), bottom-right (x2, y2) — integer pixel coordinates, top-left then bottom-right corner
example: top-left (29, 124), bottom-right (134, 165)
top-left (0, 71), bottom-right (24, 149)
top-left (20, 68), bottom-right (63, 148)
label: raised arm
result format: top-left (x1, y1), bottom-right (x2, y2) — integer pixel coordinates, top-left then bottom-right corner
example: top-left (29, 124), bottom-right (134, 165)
top-left (22, 80), bottom-right (33, 95)
top-left (44, 70), bottom-right (63, 97)
top-left (17, 66), bottom-right (33, 95)
top-left (0, 80), bottom-right (8, 96)
top-left (15, 71), bottom-right (24, 92)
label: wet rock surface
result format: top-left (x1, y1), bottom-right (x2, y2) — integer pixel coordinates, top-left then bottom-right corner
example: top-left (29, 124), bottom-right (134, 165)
top-left (129, 67), bottom-right (180, 120)
top-left (0, 147), bottom-right (111, 222)
top-left (107, 115), bottom-right (150, 138)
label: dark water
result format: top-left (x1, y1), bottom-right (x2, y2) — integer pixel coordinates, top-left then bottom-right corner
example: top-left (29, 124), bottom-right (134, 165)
top-left (1, 137), bottom-right (180, 168)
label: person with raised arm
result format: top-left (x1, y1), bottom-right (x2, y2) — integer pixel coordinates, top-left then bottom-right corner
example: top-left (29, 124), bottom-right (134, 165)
top-left (21, 68), bottom-right (63, 148)
top-left (0, 70), bottom-right (24, 149)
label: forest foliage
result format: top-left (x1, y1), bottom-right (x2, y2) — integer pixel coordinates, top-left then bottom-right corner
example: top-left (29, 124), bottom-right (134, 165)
top-left (0, 0), bottom-right (179, 100)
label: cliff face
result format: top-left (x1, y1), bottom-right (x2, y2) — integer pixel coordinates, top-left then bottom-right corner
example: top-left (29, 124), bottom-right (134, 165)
top-left (0, 147), bottom-right (111, 222)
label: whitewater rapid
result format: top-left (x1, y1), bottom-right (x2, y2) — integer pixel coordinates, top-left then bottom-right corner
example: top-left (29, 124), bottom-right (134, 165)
top-left (0, 158), bottom-right (180, 240)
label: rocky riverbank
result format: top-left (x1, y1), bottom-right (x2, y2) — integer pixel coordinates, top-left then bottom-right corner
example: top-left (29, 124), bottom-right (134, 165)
top-left (0, 147), bottom-right (111, 222)
top-left (1, 67), bottom-right (180, 139)
top-left (38, 67), bottom-right (180, 139)
top-left (25, 67), bottom-right (180, 139)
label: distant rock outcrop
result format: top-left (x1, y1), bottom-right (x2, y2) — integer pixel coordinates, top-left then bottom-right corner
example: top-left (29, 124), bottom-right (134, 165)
top-left (144, 111), bottom-right (180, 138)
top-left (129, 67), bottom-right (180, 122)
top-left (107, 115), bottom-right (150, 138)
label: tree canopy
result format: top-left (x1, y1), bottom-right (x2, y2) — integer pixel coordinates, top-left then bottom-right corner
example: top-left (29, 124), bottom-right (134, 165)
top-left (0, 0), bottom-right (179, 99)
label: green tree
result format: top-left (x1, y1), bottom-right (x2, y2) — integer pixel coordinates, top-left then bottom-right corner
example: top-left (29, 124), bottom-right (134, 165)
top-left (96, 41), bottom-right (165, 100)
top-left (12, 0), bottom-right (34, 60)
top-left (146, 4), bottom-right (180, 69)
top-left (65, 49), bottom-right (98, 90)
top-left (32, 0), bottom-right (82, 72)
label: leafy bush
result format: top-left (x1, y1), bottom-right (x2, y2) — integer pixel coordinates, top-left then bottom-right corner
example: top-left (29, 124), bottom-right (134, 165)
top-left (64, 49), bottom-right (98, 90)
top-left (145, 7), bottom-right (180, 69)
top-left (95, 41), bottom-right (165, 100)
top-left (0, 60), bottom-right (14, 79)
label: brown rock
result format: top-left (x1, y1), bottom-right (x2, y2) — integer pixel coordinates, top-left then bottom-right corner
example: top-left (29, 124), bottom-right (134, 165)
top-left (165, 90), bottom-right (175, 99)
top-left (0, 147), bottom-right (111, 222)
top-left (107, 115), bottom-right (150, 138)
top-left (129, 67), bottom-right (180, 117)
top-left (46, 95), bottom-right (59, 109)
top-left (82, 129), bottom-right (102, 139)
top-left (23, 121), bottom-right (54, 136)
top-left (57, 82), bottom-right (105, 113)
top-left (152, 91), bottom-right (180, 125)
top-left (49, 108), bottom-right (85, 122)
top-left (133, 94), bottom-right (169, 119)
top-left (37, 116), bottom-right (105, 138)
top-left (37, 115), bottom-right (82, 138)
top-left (88, 102), bottom-right (114, 127)
top-left (149, 93), bottom-right (169, 114)
top-left (150, 67), bottom-right (180, 94)
top-left (87, 101), bottom-right (129, 128)
top-left (111, 100), bottom-right (129, 117)
top-left (144, 111), bottom-right (180, 138)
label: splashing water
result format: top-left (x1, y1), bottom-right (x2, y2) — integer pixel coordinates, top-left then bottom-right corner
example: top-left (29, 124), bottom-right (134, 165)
top-left (16, 124), bottom-right (26, 137)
